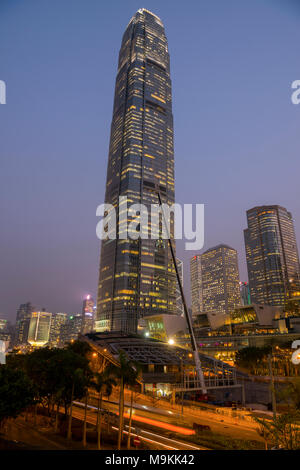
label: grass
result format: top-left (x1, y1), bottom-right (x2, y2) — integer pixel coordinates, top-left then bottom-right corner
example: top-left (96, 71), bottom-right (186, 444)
top-left (175, 431), bottom-right (265, 450)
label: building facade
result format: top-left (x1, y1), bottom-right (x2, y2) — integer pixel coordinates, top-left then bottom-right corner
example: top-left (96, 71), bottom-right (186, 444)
top-left (49, 312), bottom-right (68, 348)
top-left (27, 311), bottom-right (52, 347)
top-left (15, 302), bottom-right (34, 346)
top-left (96, 9), bottom-right (176, 334)
top-left (240, 281), bottom-right (251, 306)
top-left (190, 255), bottom-right (203, 316)
top-left (201, 245), bottom-right (240, 317)
top-left (244, 205), bottom-right (300, 307)
top-left (81, 295), bottom-right (95, 335)
top-left (61, 314), bottom-right (83, 344)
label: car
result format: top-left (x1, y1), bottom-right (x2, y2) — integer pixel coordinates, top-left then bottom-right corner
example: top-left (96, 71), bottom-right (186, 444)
top-left (193, 423), bottom-right (211, 432)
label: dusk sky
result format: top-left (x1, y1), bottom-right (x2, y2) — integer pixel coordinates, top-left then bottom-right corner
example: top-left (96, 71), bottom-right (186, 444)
top-left (1, 0), bottom-right (299, 321)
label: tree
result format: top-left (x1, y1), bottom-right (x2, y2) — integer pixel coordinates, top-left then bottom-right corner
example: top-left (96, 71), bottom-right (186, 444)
top-left (66, 367), bottom-right (88, 440)
top-left (92, 371), bottom-right (116, 449)
top-left (277, 378), bottom-right (300, 411)
top-left (254, 413), bottom-right (300, 450)
top-left (7, 344), bottom-right (92, 436)
top-left (235, 346), bottom-right (271, 374)
top-left (0, 366), bottom-right (35, 426)
top-left (67, 339), bottom-right (91, 357)
top-left (108, 350), bottom-right (141, 450)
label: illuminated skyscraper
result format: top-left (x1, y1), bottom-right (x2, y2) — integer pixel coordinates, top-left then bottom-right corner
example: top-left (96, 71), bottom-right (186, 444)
top-left (81, 295), bottom-right (95, 334)
top-left (61, 314), bottom-right (83, 344)
top-left (49, 312), bottom-right (68, 348)
top-left (28, 311), bottom-right (52, 347)
top-left (239, 282), bottom-right (251, 306)
top-left (96, 9), bottom-right (176, 333)
top-left (15, 302), bottom-right (34, 346)
top-left (244, 205), bottom-right (300, 307)
top-left (200, 245), bottom-right (240, 317)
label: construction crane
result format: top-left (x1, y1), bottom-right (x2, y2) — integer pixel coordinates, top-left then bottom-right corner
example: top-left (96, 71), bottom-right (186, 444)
top-left (155, 186), bottom-right (207, 395)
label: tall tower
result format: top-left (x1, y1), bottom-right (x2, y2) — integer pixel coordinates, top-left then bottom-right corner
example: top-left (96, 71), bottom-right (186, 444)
top-left (96, 9), bottom-right (176, 333)
top-left (81, 295), bottom-right (95, 335)
top-left (244, 205), bottom-right (300, 307)
top-left (27, 311), bottom-right (52, 348)
top-left (200, 245), bottom-right (240, 317)
top-left (15, 302), bottom-right (34, 346)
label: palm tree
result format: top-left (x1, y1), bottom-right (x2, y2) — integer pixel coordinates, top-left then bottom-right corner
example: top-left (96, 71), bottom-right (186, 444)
top-left (92, 371), bottom-right (116, 450)
top-left (109, 350), bottom-right (141, 450)
top-left (82, 370), bottom-right (94, 447)
top-left (67, 368), bottom-right (86, 440)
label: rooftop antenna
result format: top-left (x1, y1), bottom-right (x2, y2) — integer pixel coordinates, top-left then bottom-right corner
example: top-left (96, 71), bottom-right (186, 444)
top-left (155, 185), bottom-right (207, 394)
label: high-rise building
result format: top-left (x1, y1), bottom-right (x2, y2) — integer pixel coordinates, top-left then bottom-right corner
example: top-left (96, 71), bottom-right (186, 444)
top-left (200, 245), bottom-right (240, 317)
top-left (244, 205), bottom-right (300, 307)
top-left (175, 258), bottom-right (184, 316)
top-left (0, 319), bottom-right (13, 347)
top-left (190, 255), bottom-right (203, 316)
top-left (15, 302), bottom-right (34, 346)
top-left (239, 282), bottom-right (251, 306)
top-left (96, 9), bottom-right (176, 334)
top-left (61, 314), bottom-right (83, 344)
top-left (81, 295), bottom-right (95, 335)
top-left (28, 311), bottom-right (52, 347)
top-left (49, 312), bottom-right (68, 348)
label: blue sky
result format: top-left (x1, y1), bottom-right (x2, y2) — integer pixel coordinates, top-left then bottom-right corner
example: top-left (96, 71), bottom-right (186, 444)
top-left (0, 0), bottom-right (299, 320)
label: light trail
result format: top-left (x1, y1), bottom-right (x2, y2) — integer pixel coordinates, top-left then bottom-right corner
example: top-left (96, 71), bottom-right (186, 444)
top-left (72, 405), bottom-right (204, 450)
top-left (134, 428), bottom-right (203, 450)
top-left (122, 411), bottom-right (195, 436)
top-left (112, 427), bottom-right (177, 450)
top-left (74, 401), bottom-right (195, 436)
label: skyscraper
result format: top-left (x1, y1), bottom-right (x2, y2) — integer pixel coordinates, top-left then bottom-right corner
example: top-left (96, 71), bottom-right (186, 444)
top-left (239, 282), bottom-right (251, 306)
top-left (96, 9), bottom-right (176, 334)
top-left (81, 295), bottom-right (95, 335)
top-left (49, 312), bottom-right (68, 348)
top-left (200, 245), bottom-right (240, 318)
top-left (61, 314), bottom-right (83, 345)
top-left (28, 311), bottom-right (52, 347)
top-left (15, 302), bottom-right (34, 346)
top-left (190, 255), bottom-right (203, 316)
top-left (244, 205), bottom-right (300, 307)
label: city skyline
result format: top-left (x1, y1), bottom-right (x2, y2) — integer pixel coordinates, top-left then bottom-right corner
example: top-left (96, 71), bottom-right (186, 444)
top-left (1, 0), bottom-right (300, 321)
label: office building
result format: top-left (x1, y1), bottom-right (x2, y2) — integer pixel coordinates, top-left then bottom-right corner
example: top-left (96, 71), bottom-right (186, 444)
top-left (240, 282), bottom-right (251, 306)
top-left (201, 244), bottom-right (240, 318)
top-left (96, 9), bottom-right (176, 333)
top-left (61, 314), bottom-right (83, 344)
top-left (15, 302), bottom-right (34, 346)
top-left (81, 295), bottom-right (95, 335)
top-left (49, 312), bottom-right (68, 348)
top-left (28, 311), bottom-right (52, 347)
top-left (244, 205), bottom-right (300, 307)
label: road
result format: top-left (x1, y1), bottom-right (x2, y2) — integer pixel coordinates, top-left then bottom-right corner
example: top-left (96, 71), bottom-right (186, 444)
top-left (82, 394), bottom-right (262, 443)
top-left (72, 404), bottom-right (206, 450)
